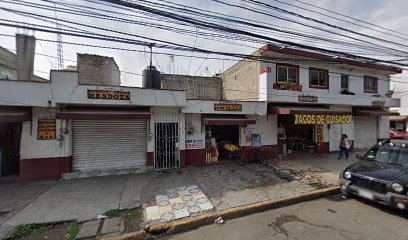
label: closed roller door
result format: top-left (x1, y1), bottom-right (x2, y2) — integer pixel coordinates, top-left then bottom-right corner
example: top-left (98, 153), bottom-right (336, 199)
top-left (72, 120), bottom-right (147, 171)
top-left (354, 117), bottom-right (377, 149)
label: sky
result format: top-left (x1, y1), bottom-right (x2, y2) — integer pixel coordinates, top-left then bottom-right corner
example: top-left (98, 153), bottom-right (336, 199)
top-left (1, 0), bottom-right (408, 112)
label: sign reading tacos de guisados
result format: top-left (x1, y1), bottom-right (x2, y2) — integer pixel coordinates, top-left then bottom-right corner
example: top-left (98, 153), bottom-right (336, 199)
top-left (87, 89), bottom-right (130, 100)
top-left (295, 114), bottom-right (352, 125)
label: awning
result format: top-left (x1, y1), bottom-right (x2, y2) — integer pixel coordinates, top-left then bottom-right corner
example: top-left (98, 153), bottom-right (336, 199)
top-left (390, 116), bottom-right (408, 121)
top-left (0, 107), bottom-right (32, 122)
top-left (56, 107), bottom-right (151, 120)
top-left (202, 114), bottom-right (256, 125)
top-left (353, 108), bottom-right (398, 117)
top-left (268, 106), bottom-right (351, 115)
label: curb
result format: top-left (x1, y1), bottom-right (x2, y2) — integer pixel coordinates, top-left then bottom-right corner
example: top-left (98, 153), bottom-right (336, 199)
top-left (103, 186), bottom-right (340, 239)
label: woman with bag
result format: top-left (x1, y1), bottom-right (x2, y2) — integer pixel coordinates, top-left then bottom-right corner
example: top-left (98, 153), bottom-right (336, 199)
top-left (338, 134), bottom-right (352, 159)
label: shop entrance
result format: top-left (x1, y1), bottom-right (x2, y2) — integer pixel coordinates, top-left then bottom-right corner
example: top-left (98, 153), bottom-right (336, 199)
top-left (205, 125), bottom-right (240, 162)
top-left (0, 123), bottom-right (22, 177)
top-left (154, 122), bottom-right (180, 169)
top-left (278, 115), bottom-right (316, 153)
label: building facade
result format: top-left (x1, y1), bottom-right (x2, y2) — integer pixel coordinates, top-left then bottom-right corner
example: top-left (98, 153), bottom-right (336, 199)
top-left (223, 44), bottom-right (401, 154)
top-left (0, 39), bottom-right (403, 181)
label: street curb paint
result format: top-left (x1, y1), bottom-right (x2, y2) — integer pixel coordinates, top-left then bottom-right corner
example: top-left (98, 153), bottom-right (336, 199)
top-left (102, 186), bottom-right (340, 239)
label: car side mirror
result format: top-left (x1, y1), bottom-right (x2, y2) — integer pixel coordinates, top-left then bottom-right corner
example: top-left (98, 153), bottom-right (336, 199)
top-left (356, 154), bottom-right (363, 159)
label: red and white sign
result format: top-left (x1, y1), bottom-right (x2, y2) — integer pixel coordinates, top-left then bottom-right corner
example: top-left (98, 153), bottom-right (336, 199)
top-left (185, 139), bottom-right (205, 149)
top-left (260, 67), bottom-right (271, 74)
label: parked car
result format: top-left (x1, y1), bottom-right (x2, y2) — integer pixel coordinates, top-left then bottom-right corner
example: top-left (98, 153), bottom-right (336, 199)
top-left (390, 128), bottom-right (408, 138)
top-left (339, 138), bottom-right (408, 210)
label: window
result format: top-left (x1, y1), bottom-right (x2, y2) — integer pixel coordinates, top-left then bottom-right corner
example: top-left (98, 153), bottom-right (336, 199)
top-left (195, 82), bottom-right (208, 97)
top-left (309, 68), bottom-right (329, 88)
top-left (364, 76), bottom-right (378, 93)
top-left (277, 65), bottom-right (298, 84)
top-left (341, 74), bottom-right (349, 91)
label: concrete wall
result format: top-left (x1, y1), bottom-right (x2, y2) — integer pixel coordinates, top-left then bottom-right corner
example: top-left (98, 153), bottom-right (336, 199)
top-left (16, 34), bottom-right (35, 82)
top-left (378, 115), bottom-right (389, 139)
top-left (50, 71), bottom-right (186, 107)
top-left (222, 54), bottom-right (260, 101)
top-left (161, 74), bottom-right (222, 100)
top-left (182, 100), bottom-right (267, 115)
top-left (77, 54), bottom-right (121, 86)
top-left (20, 107), bottom-right (70, 159)
top-left (239, 114), bottom-right (277, 147)
top-left (0, 46), bottom-right (17, 80)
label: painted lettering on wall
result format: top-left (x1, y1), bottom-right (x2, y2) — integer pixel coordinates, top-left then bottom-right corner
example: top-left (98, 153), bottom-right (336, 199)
top-left (294, 114), bottom-right (352, 125)
top-left (37, 119), bottom-right (56, 140)
top-left (87, 89), bottom-right (130, 100)
top-left (214, 103), bottom-right (242, 111)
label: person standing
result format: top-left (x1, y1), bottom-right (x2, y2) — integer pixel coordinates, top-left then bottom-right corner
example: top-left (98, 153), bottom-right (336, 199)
top-left (338, 134), bottom-right (352, 159)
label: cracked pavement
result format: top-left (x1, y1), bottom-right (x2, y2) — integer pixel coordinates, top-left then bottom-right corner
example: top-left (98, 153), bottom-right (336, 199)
top-left (167, 194), bottom-right (408, 240)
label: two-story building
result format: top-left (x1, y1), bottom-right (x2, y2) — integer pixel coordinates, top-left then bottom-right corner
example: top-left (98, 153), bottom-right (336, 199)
top-left (222, 44), bottom-right (402, 155)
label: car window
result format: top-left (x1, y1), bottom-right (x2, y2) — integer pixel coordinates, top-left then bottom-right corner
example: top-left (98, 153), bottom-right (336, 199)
top-left (396, 149), bottom-right (408, 167)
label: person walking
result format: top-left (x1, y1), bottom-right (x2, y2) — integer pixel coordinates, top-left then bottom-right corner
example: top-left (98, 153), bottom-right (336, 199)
top-left (338, 134), bottom-right (352, 159)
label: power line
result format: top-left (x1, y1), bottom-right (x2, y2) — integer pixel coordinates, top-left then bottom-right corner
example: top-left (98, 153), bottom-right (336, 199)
top-left (100, 0), bottom-right (408, 67)
top-left (292, 0), bottom-right (408, 39)
top-left (3, 0), bottom-right (408, 60)
top-left (247, 0), bottom-right (408, 42)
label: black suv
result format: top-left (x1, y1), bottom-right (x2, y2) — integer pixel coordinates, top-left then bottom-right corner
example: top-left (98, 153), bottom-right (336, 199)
top-left (339, 138), bottom-right (408, 210)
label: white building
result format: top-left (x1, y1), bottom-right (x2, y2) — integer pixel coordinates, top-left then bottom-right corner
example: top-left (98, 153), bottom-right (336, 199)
top-left (222, 44), bottom-right (402, 155)
top-left (0, 40), bottom-right (402, 181)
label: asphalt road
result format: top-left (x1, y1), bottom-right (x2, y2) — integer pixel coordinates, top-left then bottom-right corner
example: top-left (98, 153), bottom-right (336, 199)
top-left (165, 194), bottom-right (408, 240)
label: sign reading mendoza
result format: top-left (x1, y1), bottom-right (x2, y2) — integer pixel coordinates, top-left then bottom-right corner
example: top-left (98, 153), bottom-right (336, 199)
top-left (295, 114), bottom-right (352, 125)
top-left (214, 103), bottom-right (242, 112)
top-left (87, 89), bottom-right (130, 100)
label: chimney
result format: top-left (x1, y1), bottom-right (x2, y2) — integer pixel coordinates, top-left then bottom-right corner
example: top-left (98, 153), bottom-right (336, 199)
top-left (16, 34), bottom-right (36, 81)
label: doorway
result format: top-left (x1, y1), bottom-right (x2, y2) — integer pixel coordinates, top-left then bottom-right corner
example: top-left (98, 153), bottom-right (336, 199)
top-left (154, 122), bottom-right (180, 169)
top-left (0, 123), bottom-right (22, 176)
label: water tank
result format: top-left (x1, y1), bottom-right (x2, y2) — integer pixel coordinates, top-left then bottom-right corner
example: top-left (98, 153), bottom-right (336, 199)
top-left (142, 66), bottom-right (161, 89)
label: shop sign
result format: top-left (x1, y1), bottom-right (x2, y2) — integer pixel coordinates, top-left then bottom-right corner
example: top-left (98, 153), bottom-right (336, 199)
top-left (37, 119), bottom-right (56, 140)
top-left (260, 67), bottom-right (271, 74)
top-left (372, 100), bottom-right (385, 107)
top-left (185, 139), bottom-right (205, 149)
top-left (87, 89), bottom-right (130, 100)
top-left (214, 103), bottom-right (242, 112)
top-left (294, 114), bottom-right (352, 125)
top-left (298, 94), bottom-right (318, 103)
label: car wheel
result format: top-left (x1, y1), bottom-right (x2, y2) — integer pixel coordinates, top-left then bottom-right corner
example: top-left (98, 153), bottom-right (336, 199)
top-left (340, 188), bottom-right (353, 198)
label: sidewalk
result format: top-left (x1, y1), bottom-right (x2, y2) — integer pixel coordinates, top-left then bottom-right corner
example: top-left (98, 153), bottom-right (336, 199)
top-left (0, 153), bottom-right (353, 239)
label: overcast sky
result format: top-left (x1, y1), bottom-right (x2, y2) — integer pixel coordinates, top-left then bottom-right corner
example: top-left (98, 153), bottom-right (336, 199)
top-left (1, 0), bottom-right (408, 112)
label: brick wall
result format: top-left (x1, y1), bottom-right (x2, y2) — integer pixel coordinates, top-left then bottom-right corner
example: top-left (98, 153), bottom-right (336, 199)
top-left (222, 51), bottom-right (260, 101)
top-left (161, 74), bottom-right (222, 100)
top-left (77, 54), bottom-right (121, 86)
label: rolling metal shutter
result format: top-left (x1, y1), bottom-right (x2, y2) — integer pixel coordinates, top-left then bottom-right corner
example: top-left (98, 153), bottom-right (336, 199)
top-left (72, 120), bottom-right (147, 171)
top-left (354, 117), bottom-right (378, 149)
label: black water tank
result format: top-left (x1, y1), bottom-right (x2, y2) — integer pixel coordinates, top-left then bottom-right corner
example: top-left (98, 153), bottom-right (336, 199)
top-left (142, 66), bottom-right (161, 89)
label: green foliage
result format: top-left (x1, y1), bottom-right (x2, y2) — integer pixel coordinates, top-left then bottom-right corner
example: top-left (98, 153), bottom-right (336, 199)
top-left (104, 209), bottom-right (120, 218)
top-left (66, 221), bottom-right (81, 240)
top-left (9, 223), bottom-right (47, 239)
